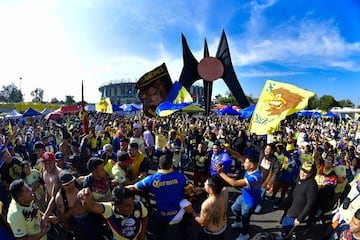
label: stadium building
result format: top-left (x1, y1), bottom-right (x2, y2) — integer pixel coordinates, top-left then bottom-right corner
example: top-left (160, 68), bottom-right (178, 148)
top-left (99, 79), bottom-right (204, 105)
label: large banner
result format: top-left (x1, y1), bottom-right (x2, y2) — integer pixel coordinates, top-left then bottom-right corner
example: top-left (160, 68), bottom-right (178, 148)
top-left (136, 63), bottom-right (173, 117)
top-left (249, 80), bottom-right (315, 135)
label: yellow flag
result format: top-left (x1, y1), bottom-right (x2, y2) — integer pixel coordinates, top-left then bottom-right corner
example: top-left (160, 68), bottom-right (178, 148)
top-left (95, 97), bottom-right (113, 113)
top-left (249, 80), bottom-right (315, 135)
top-left (355, 113), bottom-right (360, 121)
top-left (7, 122), bottom-right (13, 135)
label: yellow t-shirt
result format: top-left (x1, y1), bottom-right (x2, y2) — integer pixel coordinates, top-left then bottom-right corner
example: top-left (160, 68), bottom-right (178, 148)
top-left (129, 152), bottom-right (146, 181)
top-left (7, 199), bottom-right (46, 240)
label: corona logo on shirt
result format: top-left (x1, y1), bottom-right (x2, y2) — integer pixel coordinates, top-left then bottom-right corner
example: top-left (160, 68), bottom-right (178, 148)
top-left (152, 179), bottom-right (179, 188)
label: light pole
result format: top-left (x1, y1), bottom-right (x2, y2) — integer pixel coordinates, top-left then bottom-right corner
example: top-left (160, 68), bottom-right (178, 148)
top-left (19, 77), bottom-right (22, 112)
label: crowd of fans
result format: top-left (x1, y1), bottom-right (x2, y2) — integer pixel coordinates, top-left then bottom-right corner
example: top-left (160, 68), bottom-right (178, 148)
top-left (0, 111), bottom-right (360, 240)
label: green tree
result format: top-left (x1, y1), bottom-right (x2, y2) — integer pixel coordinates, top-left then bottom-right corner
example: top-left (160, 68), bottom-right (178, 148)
top-left (65, 95), bottom-right (75, 106)
top-left (213, 94), bottom-right (223, 104)
top-left (336, 99), bottom-right (354, 108)
top-left (30, 88), bottom-right (44, 102)
top-left (218, 91), bottom-right (237, 105)
top-left (318, 95), bottom-right (337, 112)
top-left (308, 95), bottom-right (319, 109)
top-left (0, 83), bottom-right (23, 103)
top-left (213, 92), bottom-right (256, 106)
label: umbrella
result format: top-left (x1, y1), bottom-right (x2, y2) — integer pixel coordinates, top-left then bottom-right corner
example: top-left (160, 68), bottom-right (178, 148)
top-left (45, 111), bottom-right (64, 121)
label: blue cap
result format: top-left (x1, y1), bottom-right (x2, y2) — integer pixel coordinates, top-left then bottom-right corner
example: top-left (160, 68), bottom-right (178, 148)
top-left (55, 151), bottom-right (64, 161)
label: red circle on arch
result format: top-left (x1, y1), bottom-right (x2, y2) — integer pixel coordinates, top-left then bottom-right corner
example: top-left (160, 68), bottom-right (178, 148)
top-left (197, 57), bottom-right (224, 81)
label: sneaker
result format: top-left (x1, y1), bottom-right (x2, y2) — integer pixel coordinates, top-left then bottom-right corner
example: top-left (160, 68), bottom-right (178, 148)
top-left (236, 233), bottom-right (250, 240)
top-left (273, 200), bottom-right (280, 209)
top-left (254, 204), bottom-right (262, 213)
top-left (231, 221), bottom-right (243, 229)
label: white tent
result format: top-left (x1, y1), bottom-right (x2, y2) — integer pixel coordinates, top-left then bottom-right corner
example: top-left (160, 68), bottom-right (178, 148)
top-left (5, 109), bottom-right (22, 119)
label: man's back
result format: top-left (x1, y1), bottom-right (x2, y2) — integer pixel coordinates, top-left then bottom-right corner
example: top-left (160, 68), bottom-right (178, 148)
top-left (201, 188), bottom-right (228, 232)
top-left (136, 169), bottom-right (187, 221)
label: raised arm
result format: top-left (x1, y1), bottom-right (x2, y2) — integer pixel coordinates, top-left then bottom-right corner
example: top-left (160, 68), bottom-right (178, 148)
top-left (77, 187), bottom-right (105, 214)
top-left (215, 163), bottom-right (248, 187)
top-left (224, 145), bottom-right (245, 163)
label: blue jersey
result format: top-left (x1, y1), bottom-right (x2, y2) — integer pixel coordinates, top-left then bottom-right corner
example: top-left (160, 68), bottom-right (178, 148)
top-left (135, 169), bottom-right (189, 221)
top-left (210, 151), bottom-right (232, 177)
top-left (243, 168), bottom-right (262, 208)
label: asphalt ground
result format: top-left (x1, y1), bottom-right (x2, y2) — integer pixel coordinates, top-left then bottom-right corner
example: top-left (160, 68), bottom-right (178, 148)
top-left (146, 159), bottom-right (331, 240)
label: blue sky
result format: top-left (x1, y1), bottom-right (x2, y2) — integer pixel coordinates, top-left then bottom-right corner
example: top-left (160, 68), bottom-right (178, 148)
top-left (1, 0), bottom-right (360, 106)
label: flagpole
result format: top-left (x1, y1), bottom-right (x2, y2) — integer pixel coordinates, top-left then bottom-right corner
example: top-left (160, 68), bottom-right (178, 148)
top-left (81, 80), bottom-right (88, 134)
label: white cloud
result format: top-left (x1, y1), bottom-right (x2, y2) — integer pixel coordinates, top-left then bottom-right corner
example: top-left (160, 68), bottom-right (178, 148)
top-left (228, 3), bottom-right (360, 71)
top-left (1, 0), bottom-right (359, 105)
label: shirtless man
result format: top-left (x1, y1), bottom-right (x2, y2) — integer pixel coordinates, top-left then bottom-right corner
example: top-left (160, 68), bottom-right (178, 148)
top-left (55, 171), bottom-right (101, 240)
top-left (186, 175), bottom-right (228, 240)
top-left (42, 152), bottom-right (62, 203)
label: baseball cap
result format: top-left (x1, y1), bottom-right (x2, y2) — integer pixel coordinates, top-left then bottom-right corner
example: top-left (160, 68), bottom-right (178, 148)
top-left (55, 152), bottom-right (64, 161)
top-left (103, 144), bottom-right (113, 151)
top-left (335, 165), bottom-right (346, 177)
top-left (133, 123), bottom-right (141, 129)
top-left (59, 171), bottom-right (75, 186)
top-left (42, 152), bottom-right (55, 161)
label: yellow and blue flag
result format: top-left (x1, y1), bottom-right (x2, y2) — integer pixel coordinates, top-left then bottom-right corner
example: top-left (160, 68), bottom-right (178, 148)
top-left (354, 113), bottom-right (360, 121)
top-left (249, 80), bottom-right (315, 135)
top-left (96, 97), bottom-right (113, 114)
top-left (156, 82), bottom-right (204, 117)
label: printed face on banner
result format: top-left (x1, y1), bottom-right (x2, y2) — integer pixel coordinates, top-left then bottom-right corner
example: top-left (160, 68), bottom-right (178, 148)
top-left (136, 63), bottom-right (173, 117)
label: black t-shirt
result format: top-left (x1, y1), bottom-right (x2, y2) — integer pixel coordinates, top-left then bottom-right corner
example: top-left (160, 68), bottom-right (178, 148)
top-left (193, 150), bottom-right (210, 173)
top-left (0, 157), bottom-right (23, 186)
top-left (287, 176), bottom-right (318, 222)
